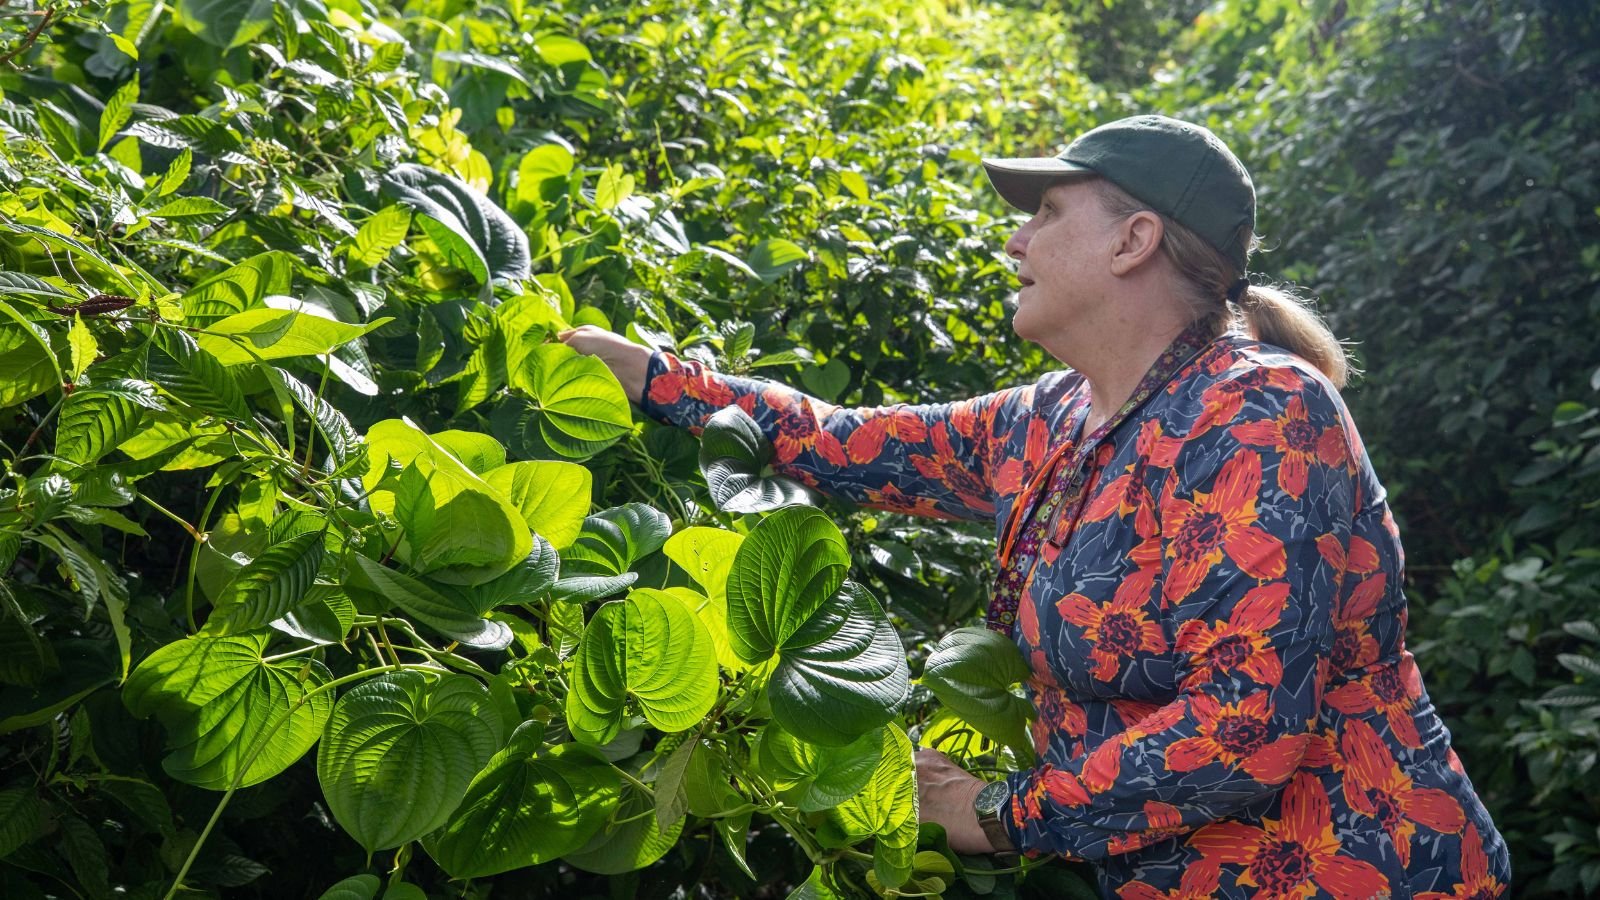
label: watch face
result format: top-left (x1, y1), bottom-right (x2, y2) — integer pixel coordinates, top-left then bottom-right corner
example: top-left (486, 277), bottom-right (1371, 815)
top-left (975, 780), bottom-right (1011, 817)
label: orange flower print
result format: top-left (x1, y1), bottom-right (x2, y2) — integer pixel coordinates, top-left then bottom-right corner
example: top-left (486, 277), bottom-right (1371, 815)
top-left (1188, 772), bottom-right (1389, 900)
top-left (1416, 824), bottom-right (1508, 899)
top-left (845, 408), bottom-right (928, 464)
top-left (762, 387), bottom-right (848, 467)
top-left (1341, 718), bottom-right (1466, 866)
top-left (647, 364), bottom-right (736, 408)
top-left (862, 482), bottom-right (947, 518)
top-left (994, 418), bottom-right (1051, 497)
top-left (1056, 581), bottom-right (1168, 682)
top-left (1115, 698), bottom-right (1182, 740)
top-left (1318, 534), bottom-right (1386, 673)
top-left (1036, 739), bottom-right (1123, 809)
top-left (1118, 860), bottom-right (1222, 899)
top-left (1230, 395), bottom-right (1349, 499)
top-left (1030, 669), bottom-right (1087, 757)
top-left (1160, 450), bottom-right (1287, 607)
top-left (1175, 581), bottom-right (1288, 690)
top-left (1325, 655), bottom-right (1426, 749)
top-left (909, 422), bottom-right (995, 514)
top-left (1188, 366), bottom-right (1303, 438)
top-left (1165, 692), bottom-right (1307, 785)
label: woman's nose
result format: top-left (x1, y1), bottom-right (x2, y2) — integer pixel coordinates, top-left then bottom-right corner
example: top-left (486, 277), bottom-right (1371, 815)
top-left (1005, 225), bottom-right (1029, 260)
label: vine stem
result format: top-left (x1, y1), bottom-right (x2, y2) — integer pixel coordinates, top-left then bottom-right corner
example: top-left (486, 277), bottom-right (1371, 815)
top-left (137, 493), bottom-right (202, 541)
top-left (162, 664), bottom-right (437, 899)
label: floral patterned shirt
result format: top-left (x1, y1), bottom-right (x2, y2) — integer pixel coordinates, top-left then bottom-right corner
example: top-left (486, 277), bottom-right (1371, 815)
top-left (640, 328), bottom-right (1510, 899)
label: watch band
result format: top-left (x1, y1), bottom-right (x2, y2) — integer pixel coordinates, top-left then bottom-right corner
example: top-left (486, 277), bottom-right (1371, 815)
top-left (973, 780), bottom-right (1016, 853)
top-left (977, 810), bottom-right (1016, 853)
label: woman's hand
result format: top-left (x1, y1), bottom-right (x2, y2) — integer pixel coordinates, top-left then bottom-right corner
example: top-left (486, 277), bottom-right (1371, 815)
top-left (557, 325), bottom-right (653, 404)
top-left (915, 748), bottom-right (996, 855)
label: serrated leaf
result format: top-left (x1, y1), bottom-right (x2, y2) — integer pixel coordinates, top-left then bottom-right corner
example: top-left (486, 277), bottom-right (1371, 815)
top-left (158, 147), bottom-right (192, 196)
top-left (123, 631), bottom-right (334, 789)
top-left (182, 250), bottom-right (294, 324)
top-left (54, 379), bottom-right (166, 466)
top-left (99, 79), bottom-right (138, 151)
top-left (207, 530), bottom-right (325, 634)
top-left (151, 196), bottom-right (233, 219)
top-left (1557, 653), bottom-right (1600, 679)
top-left (148, 329), bottom-right (252, 420)
top-left (318, 671), bottom-right (502, 850)
top-left (349, 205), bottom-right (411, 268)
top-left (425, 727), bottom-right (620, 878)
top-left (67, 314), bottom-right (98, 380)
top-left (271, 368), bottom-right (363, 467)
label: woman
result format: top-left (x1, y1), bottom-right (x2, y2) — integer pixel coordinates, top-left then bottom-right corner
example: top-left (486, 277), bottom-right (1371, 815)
top-left (561, 115), bottom-right (1510, 898)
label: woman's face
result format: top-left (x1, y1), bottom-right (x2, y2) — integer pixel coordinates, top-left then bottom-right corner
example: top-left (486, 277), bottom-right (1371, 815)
top-left (1004, 179), bottom-right (1121, 348)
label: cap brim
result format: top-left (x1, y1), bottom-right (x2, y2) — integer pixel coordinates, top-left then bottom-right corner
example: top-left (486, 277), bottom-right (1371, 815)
top-left (982, 157), bottom-right (1096, 214)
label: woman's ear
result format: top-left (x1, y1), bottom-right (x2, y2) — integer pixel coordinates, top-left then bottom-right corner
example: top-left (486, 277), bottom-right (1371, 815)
top-left (1108, 210), bottom-right (1164, 276)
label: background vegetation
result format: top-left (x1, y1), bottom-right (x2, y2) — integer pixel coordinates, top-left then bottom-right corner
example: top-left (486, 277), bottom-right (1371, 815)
top-left (0, 0), bottom-right (1593, 896)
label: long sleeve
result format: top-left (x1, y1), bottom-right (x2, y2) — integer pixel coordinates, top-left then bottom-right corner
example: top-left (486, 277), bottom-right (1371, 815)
top-left (640, 350), bottom-right (1030, 522)
top-left (1003, 367), bottom-right (1358, 860)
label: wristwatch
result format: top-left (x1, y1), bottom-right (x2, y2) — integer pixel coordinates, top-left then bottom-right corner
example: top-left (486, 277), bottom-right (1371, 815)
top-left (973, 780), bottom-right (1016, 853)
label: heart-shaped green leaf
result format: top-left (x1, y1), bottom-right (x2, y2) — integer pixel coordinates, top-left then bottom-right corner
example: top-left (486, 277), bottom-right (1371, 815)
top-left (123, 632), bottom-right (333, 789)
top-left (483, 460), bottom-right (591, 549)
top-left (698, 406), bottom-right (818, 513)
top-left (922, 627), bottom-right (1035, 758)
top-left (380, 163), bottom-right (530, 285)
top-left (515, 343), bottom-right (633, 460)
top-left (566, 589), bottom-right (718, 745)
top-left (755, 724), bottom-right (883, 813)
top-left (768, 582), bottom-right (910, 746)
top-left (562, 780), bottom-right (684, 875)
top-left (425, 728), bottom-right (619, 879)
top-left (317, 671), bottom-right (503, 851)
top-left (725, 506), bottom-right (849, 663)
top-left (551, 503), bottom-right (669, 603)
top-left (827, 724), bottom-right (917, 889)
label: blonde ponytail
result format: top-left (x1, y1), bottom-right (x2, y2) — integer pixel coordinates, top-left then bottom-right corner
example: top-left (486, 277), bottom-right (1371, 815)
top-left (1088, 179), bottom-right (1353, 389)
top-left (1236, 285), bottom-right (1351, 388)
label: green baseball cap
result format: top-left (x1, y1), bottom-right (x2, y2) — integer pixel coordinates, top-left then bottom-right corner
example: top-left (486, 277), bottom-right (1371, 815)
top-left (983, 114), bottom-right (1256, 272)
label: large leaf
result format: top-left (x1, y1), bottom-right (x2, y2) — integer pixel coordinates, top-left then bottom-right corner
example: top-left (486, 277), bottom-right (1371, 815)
top-left (755, 724), bottom-right (883, 813)
top-left (364, 419), bottom-right (530, 586)
top-left (566, 589), bottom-right (717, 744)
top-left (563, 780), bottom-right (684, 875)
top-left (550, 503), bottom-right (669, 603)
top-left (699, 407), bottom-right (819, 513)
top-left (123, 632), bottom-right (334, 789)
top-left (922, 627), bottom-right (1035, 757)
top-left (317, 671), bottom-right (503, 851)
top-left (175, 0), bottom-right (275, 49)
top-left (0, 317), bottom-right (59, 409)
top-left (514, 343), bottom-right (633, 460)
top-left (379, 163), bottom-right (530, 285)
top-left (206, 530), bottom-right (326, 634)
top-left (53, 379), bottom-right (166, 466)
top-left (724, 506), bottom-right (850, 663)
top-left (425, 728), bottom-right (620, 878)
top-left (196, 301), bottom-right (390, 366)
top-left (181, 250), bottom-right (295, 324)
top-left (147, 329), bottom-right (251, 420)
top-left (767, 582), bottom-right (910, 746)
top-left (346, 556), bottom-right (512, 651)
top-left (827, 724), bottom-right (917, 889)
top-left (483, 460), bottom-right (591, 549)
